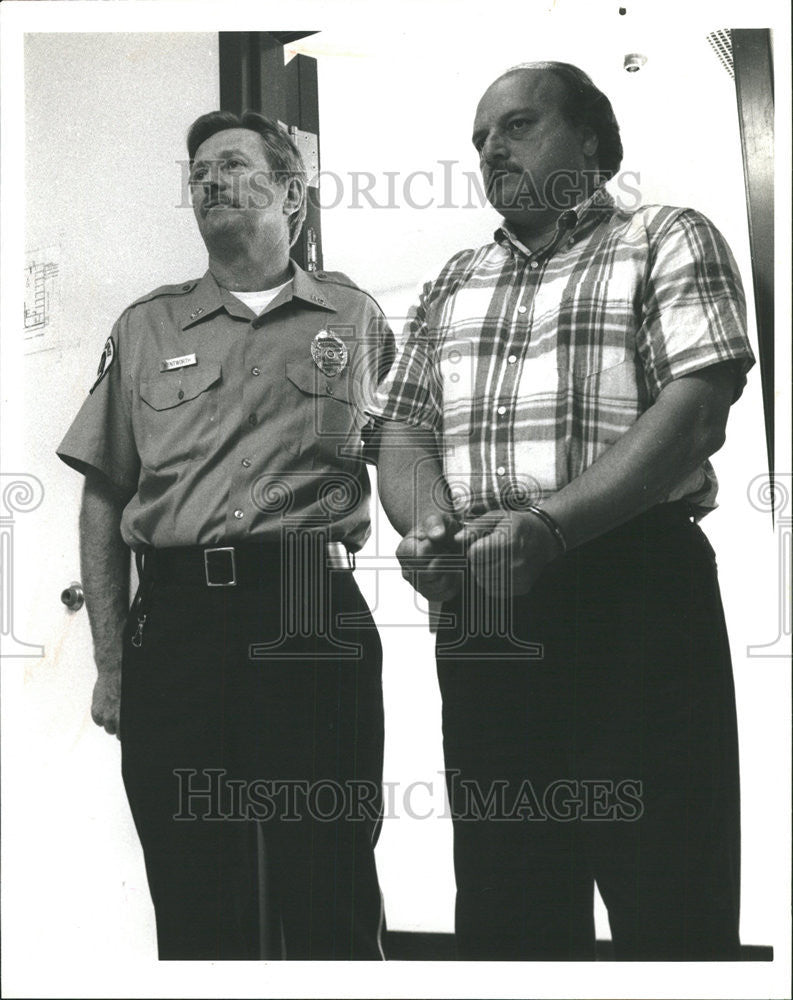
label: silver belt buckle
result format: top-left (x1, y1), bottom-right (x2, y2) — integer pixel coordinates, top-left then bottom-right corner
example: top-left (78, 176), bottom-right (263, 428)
top-left (204, 546), bottom-right (237, 586)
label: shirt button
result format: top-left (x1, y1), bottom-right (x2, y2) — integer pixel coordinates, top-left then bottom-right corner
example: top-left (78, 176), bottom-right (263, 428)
top-left (507, 354), bottom-right (517, 365)
top-left (251, 366), bottom-right (261, 376)
top-left (241, 458), bottom-right (251, 468)
top-left (496, 466), bottom-right (506, 476)
top-left (517, 305), bottom-right (527, 314)
top-left (497, 405), bottom-right (507, 415)
top-left (248, 414), bottom-right (257, 426)
top-left (177, 389), bottom-right (184, 400)
top-left (233, 509), bottom-right (244, 519)
top-left (326, 383), bottom-right (334, 395)
top-left (529, 260), bottom-right (539, 269)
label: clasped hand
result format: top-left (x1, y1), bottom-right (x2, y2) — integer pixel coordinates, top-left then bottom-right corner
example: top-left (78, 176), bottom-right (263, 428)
top-left (92, 670), bottom-right (121, 739)
top-left (396, 509), bottom-right (560, 601)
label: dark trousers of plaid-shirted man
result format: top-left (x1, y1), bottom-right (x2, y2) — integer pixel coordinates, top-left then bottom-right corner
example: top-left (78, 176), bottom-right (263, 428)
top-left (374, 185), bottom-right (753, 960)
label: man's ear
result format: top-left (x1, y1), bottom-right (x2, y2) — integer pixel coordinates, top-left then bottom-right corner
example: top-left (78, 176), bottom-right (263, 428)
top-left (282, 176), bottom-right (305, 216)
top-left (577, 126), bottom-right (599, 159)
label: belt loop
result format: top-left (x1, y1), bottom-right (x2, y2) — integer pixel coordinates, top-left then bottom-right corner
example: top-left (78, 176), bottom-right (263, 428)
top-left (347, 548), bottom-right (356, 571)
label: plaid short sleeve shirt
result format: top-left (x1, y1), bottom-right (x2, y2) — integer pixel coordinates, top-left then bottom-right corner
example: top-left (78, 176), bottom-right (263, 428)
top-left (374, 189), bottom-right (755, 516)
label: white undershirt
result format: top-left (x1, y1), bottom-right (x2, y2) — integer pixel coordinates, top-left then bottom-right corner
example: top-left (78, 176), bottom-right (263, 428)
top-left (228, 279), bottom-right (291, 315)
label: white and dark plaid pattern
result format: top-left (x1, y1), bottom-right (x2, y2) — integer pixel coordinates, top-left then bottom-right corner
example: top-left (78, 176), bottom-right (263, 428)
top-left (374, 189), bottom-right (755, 516)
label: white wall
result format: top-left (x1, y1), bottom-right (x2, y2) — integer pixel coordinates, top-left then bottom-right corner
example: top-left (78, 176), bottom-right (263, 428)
top-left (1, 3), bottom-right (790, 999)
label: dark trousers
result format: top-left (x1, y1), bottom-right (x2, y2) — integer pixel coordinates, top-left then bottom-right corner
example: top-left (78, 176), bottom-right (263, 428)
top-left (120, 557), bottom-right (384, 960)
top-left (436, 503), bottom-right (741, 960)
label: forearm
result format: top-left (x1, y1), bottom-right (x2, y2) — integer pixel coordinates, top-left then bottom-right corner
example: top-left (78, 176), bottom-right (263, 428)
top-left (375, 421), bottom-right (448, 535)
top-left (79, 470), bottom-right (132, 674)
top-left (543, 365), bottom-right (734, 550)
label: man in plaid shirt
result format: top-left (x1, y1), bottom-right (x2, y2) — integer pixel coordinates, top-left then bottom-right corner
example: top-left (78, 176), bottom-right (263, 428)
top-left (374, 62), bottom-right (754, 959)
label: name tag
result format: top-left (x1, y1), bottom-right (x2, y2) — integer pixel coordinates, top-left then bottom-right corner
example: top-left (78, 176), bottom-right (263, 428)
top-left (160, 353), bottom-right (197, 372)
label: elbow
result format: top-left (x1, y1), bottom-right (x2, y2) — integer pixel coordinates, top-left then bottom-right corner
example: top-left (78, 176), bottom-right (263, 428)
top-left (689, 386), bottom-right (731, 462)
top-left (688, 362), bottom-right (736, 460)
top-left (702, 420), bottom-right (726, 458)
top-left (691, 408), bottom-right (728, 463)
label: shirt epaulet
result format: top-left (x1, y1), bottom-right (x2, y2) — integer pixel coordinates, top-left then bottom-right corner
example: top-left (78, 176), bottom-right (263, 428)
top-left (313, 270), bottom-right (385, 316)
top-left (313, 269), bottom-right (360, 289)
top-left (125, 280), bottom-right (201, 312)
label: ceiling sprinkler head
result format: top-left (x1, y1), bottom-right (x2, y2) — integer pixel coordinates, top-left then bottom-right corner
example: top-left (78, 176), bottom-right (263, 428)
top-left (624, 53), bottom-right (648, 72)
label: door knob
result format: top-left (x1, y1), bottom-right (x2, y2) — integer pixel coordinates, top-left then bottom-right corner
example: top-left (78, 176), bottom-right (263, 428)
top-left (61, 582), bottom-right (85, 611)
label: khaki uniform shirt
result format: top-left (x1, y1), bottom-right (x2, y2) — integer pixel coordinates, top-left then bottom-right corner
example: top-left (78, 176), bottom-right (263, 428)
top-left (58, 264), bottom-right (393, 551)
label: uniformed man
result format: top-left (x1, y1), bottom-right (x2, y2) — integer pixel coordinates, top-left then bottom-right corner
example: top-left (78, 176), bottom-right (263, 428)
top-left (58, 111), bottom-right (393, 960)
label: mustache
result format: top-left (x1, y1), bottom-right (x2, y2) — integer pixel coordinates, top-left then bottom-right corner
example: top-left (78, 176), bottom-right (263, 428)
top-left (484, 167), bottom-right (535, 195)
top-left (486, 165), bottom-right (524, 176)
top-left (485, 165), bottom-right (527, 183)
top-left (201, 196), bottom-right (240, 212)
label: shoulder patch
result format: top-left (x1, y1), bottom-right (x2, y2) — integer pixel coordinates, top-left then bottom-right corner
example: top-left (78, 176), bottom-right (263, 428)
top-left (89, 336), bottom-right (115, 394)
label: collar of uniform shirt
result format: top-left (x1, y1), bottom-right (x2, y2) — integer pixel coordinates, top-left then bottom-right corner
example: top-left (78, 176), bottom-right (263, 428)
top-left (495, 184), bottom-right (616, 261)
top-left (180, 262), bottom-right (337, 331)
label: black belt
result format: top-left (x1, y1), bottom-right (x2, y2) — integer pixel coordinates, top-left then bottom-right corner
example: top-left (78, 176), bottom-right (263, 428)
top-left (140, 540), bottom-right (354, 588)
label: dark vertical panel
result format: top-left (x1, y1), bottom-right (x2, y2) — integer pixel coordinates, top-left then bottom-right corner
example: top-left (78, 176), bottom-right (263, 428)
top-left (285, 54), bottom-right (323, 271)
top-left (219, 31), bottom-right (289, 118)
top-left (732, 28), bottom-right (775, 495)
top-left (219, 32), bottom-right (255, 115)
top-left (257, 32), bottom-right (288, 122)
top-left (218, 33), bottom-right (322, 271)
top-left (284, 54), bottom-right (320, 132)
top-left (219, 31), bottom-right (318, 116)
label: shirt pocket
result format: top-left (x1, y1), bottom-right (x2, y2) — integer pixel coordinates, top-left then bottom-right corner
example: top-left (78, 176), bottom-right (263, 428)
top-left (563, 346), bottom-right (633, 382)
top-left (136, 363), bottom-right (222, 471)
top-left (556, 350), bottom-right (637, 409)
top-left (284, 360), bottom-right (364, 458)
top-left (554, 300), bottom-right (637, 408)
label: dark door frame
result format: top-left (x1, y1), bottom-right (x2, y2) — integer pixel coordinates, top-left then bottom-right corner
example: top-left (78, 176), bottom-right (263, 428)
top-left (732, 28), bottom-right (775, 509)
top-left (218, 31), bottom-right (323, 273)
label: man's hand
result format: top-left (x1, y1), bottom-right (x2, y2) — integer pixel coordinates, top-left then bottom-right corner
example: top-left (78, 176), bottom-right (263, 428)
top-left (91, 669), bottom-right (121, 739)
top-left (457, 510), bottom-right (560, 597)
top-left (396, 511), bottom-right (464, 602)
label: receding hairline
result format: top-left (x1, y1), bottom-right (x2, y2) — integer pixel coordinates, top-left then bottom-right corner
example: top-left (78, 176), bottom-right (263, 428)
top-left (480, 63), bottom-right (568, 99)
top-left (500, 61), bottom-right (568, 79)
top-left (190, 126), bottom-right (274, 163)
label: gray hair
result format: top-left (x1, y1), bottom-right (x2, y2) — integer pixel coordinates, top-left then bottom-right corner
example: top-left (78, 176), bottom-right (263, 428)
top-left (187, 110), bottom-right (307, 246)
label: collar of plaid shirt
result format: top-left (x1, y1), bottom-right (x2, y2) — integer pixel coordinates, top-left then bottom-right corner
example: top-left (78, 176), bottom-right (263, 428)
top-left (377, 186), bottom-right (752, 518)
top-left (495, 184), bottom-right (617, 261)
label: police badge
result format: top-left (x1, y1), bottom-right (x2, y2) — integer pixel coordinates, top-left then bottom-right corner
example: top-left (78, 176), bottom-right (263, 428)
top-left (311, 330), bottom-right (348, 377)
